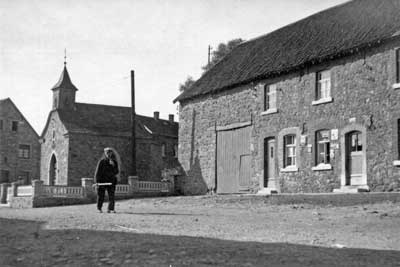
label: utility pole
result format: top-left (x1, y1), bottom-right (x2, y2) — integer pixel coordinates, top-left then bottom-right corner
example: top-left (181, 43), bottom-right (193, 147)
top-left (208, 45), bottom-right (212, 65)
top-left (130, 70), bottom-right (137, 176)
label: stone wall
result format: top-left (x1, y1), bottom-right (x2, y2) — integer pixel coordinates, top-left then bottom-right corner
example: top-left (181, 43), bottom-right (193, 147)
top-left (178, 39), bottom-right (400, 194)
top-left (179, 86), bottom-right (257, 195)
top-left (68, 133), bottom-right (133, 185)
top-left (0, 100), bottom-right (40, 184)
top-left (40, 112), bottom-right (70, 185)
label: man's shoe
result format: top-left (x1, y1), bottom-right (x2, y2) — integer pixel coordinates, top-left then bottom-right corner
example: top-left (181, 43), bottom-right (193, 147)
top-left (108, 210), bottom-right (116, 213)
top-left (98, 209), bottom-right (103, 213)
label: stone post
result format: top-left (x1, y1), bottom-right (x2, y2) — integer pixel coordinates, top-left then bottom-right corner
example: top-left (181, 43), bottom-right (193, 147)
top-left (128, 176), bottom-right (139, 193)
top-left (32, 180), bottom-right (44, 198)
top-left (81, 178), bottom-right (95, 200)
top-left (11, 182), bottom-right (18, 197)
top-left (0, 183), bottom-right (10, 204)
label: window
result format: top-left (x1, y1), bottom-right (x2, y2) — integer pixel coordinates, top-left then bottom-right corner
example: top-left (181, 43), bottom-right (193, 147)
top-left (161, 144), bottom-right (166, 157)
top-left (316, 70), bottom-right (331, 100)
top-left (284, 135), bottom-right (296, 167)
top-left (11, 121), bottom-right (18, 132)
top-left (350, 132), bottom-right (362, 152)
top-left (0, 170), bottom-right (10, 183)
top-left (316, 130), bottom-right (331, 165)
top-left (396, 49), bottom-right (400, 84)
top-left (264, 84), bottom-right (277, 111)
top-left (0, 119), bottom-right (3, 130)
top-left (18, 144), bottom-right (30, 159)
top-left (173, 144), bottom-right (178, 158)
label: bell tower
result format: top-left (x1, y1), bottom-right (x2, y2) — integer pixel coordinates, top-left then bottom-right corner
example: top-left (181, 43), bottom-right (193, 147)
top-left (51, 52), bottom-right (78, 110)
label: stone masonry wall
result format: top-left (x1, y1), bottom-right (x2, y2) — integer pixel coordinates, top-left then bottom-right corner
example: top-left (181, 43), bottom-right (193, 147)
top-left (179, 86), bottom-right (257, 195)
top-left (40, 112), bottom-right (69, 185)
top-left (0, 100), bottom-right (40, 184)
top-left (178, 39), bottom-right (400, 194)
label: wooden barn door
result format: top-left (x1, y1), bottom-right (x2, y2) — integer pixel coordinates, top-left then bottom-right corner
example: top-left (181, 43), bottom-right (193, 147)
top-left (217, 126), bottom-right (251, 193)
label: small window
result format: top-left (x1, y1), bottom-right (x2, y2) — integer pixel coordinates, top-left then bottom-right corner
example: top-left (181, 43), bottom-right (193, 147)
top-left (0, 170), bottom-right (10, 183)
top-left (264, 84), bottom-right (277, 111)
top-left (316, 130), bottom-right (331, 165)
top-left (161, 144), bottom-right (166, 157)
top-left (396, 49), bottom-right (400, 83)
top-left (0, 119), bottom-right (3, 130)
top-left (18, 144), bottom-right (30, 159)
top-left (11, 121), bottom-right (18, 132)
top-left (350, 132), bottom-right (362, 152)
top-left (284, 135), bottom-right (296, 167)
top-left (173, 144), bottom-right (178, 158)
top-left (316, 70), bottom-right (331, 100)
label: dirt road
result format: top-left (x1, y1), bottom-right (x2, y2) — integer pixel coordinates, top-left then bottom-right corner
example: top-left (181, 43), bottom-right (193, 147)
top-left (1, 195), bottom-right (400, 266)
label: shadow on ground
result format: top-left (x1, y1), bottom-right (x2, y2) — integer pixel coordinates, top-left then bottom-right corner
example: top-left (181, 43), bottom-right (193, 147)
top-left (0, 218), bottom-right (399, 267)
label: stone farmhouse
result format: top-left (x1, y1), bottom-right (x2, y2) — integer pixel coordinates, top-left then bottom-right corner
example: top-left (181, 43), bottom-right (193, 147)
top-left (0, 98), bottom-right (40, 184)
top-left (174, 0), bottom-right (400, 194)
top-left (40, 64), bottom-right (179, 186)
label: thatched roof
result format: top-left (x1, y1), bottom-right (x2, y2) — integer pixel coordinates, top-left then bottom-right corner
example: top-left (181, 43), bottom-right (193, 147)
top-left (174, 0), bottom-right (400, 103)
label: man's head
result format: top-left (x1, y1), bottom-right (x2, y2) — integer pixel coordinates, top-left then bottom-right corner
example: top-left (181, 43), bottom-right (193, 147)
top-left (104, 147), bottom-right (113, 158)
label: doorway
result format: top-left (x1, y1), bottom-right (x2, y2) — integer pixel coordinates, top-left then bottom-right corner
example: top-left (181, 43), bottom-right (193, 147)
top-left (49, 154), bottom-right (57, 185)
top-left (264, 138), bottom-right (276, 188)
top-left (345, 131), bottom-right (364, 185)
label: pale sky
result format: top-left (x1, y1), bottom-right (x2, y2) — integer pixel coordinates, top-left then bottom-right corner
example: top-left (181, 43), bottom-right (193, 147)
top-left (0, 0), bottom-right (348, 134)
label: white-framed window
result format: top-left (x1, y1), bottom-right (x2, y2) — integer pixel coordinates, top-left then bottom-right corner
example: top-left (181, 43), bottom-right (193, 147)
top-left (283, 134), bottom-right (296, 167)
top-left (264, 84), bottom-right (277, 111)
top-left (316, 70), bottom-right (331, 100)
top-left (173, 144), bottom-right (178, 158)
top-left (316, 130), bottom-right (331, 165)
top-left (18, 144), bottom-right (30, 159)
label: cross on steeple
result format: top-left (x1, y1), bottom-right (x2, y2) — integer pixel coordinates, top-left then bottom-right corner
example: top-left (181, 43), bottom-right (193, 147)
top-left (64, 48), bottom-right (67, 66)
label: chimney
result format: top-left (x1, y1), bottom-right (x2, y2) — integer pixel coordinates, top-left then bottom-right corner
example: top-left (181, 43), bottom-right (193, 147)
top-left (169, 114), bottom-right (174, 122)
top-left (154, 111), bottom-right (160, 119)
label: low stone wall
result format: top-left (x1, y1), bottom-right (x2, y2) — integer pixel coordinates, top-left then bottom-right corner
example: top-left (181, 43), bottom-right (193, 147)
top-left (5, 175), bottom-right (174, 208)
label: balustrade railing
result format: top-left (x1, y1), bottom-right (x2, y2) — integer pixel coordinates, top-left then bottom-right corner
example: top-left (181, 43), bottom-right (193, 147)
top-left (138, 181), bottom-right (169, 192)
top-left (41, 185), bottom-right (84, 198)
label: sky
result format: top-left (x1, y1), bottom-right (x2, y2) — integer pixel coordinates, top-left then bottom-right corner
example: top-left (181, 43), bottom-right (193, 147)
top-left (0, 0), bottom-right (348, 134)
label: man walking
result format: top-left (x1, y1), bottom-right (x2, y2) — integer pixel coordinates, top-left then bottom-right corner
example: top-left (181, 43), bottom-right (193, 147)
top-left (94, 147), bottom-right (119, 213)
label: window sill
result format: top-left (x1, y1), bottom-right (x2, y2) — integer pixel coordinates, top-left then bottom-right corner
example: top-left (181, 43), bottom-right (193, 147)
top-left (392, 83), bottom-right (400, 90)
top-left (261, 108), bottom-right (278, 115)
top-left (312, 97), bottom-right (333, 106)
top-left (280, 166), bottom-right (299, 173)
top-left (312, 164), bottom-right (332, 171)
top-left (393, 160), bottom-right (400, 166)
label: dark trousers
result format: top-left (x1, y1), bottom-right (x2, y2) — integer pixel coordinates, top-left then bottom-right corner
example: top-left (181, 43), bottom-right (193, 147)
top-left (97, 185), bottom-right (116, 211)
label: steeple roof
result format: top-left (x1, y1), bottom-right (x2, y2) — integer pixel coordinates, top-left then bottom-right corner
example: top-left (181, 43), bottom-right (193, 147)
top-left (51, 65), bottom-right (78, 91)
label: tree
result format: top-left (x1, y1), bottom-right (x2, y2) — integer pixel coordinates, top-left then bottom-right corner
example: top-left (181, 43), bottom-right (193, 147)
top-left (178, 38), bottom-right (244, 92)
top-left (179, 76), bottom-right (196, 92)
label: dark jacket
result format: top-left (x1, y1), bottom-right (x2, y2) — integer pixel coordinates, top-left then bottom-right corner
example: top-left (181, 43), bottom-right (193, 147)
top-left (94, 156), bottom-right (119, 185)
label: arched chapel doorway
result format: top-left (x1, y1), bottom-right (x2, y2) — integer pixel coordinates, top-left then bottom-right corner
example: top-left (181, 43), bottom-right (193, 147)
top-left (49, 154), bottom-right (57, 185)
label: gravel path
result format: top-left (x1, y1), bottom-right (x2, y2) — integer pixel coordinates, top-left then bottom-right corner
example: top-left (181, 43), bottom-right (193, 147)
top-left (1, 195), bottom-right (400, 266)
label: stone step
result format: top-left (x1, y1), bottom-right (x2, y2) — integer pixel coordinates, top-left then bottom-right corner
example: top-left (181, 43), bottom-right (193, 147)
top-left (333, 185), bottom-right (370, 193)
top-left (257, 188), bottom-right (279, 195)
